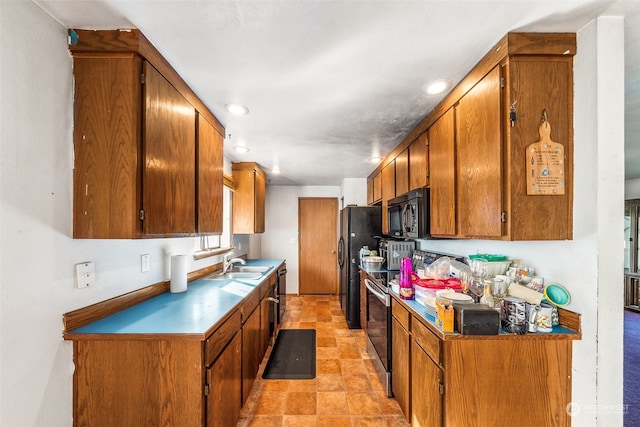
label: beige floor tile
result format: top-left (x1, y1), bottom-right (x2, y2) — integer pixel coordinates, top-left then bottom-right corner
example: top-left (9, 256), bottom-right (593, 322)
top-left (317, 359), bottom-right (342, 374)
top-left (346, 392), bottom-right (380, 415)
top-left (338, 346), bottom-right (363, 359)
top-left (343, 373), bottom-right (372, 392)
top-left (261, 379), bottom-right (290, 392)
top-left (287, 379), bottom-right (317, 392)
top-left (317, 415), bottom-right (352, 427)
top-left (237, 415), bottom-right (283, 426)
top-left (317, 336), bottom-right (338, 347)
top-left (317, 391), bottom-right (350, 415)
top-left (253, 391), bottom-right (287, 415)
top-left (286, 392), bottom-right (317, 415)
top-left (317, 374), bottom-right (346, 391)
top-left (350, 416), bottom-right (387, 427)
top-left (283, 415), bottom-right (318, 426)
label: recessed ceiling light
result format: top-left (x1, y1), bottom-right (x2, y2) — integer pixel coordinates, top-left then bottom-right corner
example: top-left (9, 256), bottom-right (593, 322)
top-left (225, 103), bottom-right (249, 116)
top-left (271, 167), bottom-right (281, 174)
top-left (369, 156), bottom-right (383, 164)
top-left (233, 145), bottom-right (249, 153)
top-left (425, 79), bottom-right (450, 95)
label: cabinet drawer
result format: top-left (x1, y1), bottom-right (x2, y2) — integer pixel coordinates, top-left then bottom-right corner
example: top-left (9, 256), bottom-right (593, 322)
top-left (412, 316), bottom-right (440, 364)
top-left (392, 298), bottom-right (410, 331)
top-left (205, 310), bottom-right (241, 366)
top-left (241, 291), bottom-right (260, 323)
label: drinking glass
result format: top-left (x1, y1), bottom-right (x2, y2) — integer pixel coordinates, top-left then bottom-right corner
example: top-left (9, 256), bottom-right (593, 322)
top-left (468, 276), bottom-right (485, 303)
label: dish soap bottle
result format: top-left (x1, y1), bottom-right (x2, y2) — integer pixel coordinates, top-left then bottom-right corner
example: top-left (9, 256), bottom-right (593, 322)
top-left (480, 279), bottom-right (494, 308)
top-left (399, 257), bottom-right (414, 300)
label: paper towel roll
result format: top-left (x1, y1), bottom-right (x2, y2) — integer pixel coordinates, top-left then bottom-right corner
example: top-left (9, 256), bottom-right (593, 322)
top-left (507, 283), bottom-right (543, 305)
top-left (170, 255), bottom-right (188, 293)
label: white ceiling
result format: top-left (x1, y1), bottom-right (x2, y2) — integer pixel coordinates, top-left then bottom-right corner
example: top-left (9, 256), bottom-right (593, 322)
top-left (34, 0), bottom-right (640, 185)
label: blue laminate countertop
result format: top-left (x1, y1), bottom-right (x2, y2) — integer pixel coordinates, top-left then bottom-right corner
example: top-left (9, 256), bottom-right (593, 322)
top-left (68, 259), bottom-right (285, 337)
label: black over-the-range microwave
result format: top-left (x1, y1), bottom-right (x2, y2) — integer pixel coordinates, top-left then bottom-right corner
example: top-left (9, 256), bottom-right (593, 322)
top-left (387, 188), bottom-right (431, 238)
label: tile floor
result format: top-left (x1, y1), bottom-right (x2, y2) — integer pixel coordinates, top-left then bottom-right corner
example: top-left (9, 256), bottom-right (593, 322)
top-left (238, 295), bottom-right (410, 427)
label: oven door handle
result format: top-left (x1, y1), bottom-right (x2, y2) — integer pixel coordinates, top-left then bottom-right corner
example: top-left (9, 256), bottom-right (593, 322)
top-left (365, 279), bottom-right (390, 306)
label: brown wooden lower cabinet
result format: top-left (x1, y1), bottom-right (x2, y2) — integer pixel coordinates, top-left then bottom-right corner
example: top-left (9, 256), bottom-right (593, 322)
top-left (391, 294), bottom-right (580, 427)
top-left (391, 316), bottom-right (411, 419)
top-left (68, 269), bottom-right (281, 427)
top-left (207, 332), bottom-right (242, 427)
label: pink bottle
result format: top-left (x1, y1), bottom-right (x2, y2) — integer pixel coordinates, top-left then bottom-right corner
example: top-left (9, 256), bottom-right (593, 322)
top-left (399, 257), bottom-right (414, 300)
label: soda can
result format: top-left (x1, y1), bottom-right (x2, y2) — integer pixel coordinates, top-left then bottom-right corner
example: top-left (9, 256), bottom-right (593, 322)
top-left (502, 296), bottom-right (527, 334)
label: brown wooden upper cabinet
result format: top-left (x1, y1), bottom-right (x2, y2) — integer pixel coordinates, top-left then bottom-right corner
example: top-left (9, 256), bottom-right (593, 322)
top-left (367, 172), bottom-right (382, 206)
top-left (70, 29), bottom-right (225, 239)
top-left (381, 161), bottom-right (396, 234)
top-left (371, 32), bottom-right (575, 241)
top-left (197, 115), bottom-right (224, 234)
top-left (395, 149), bottom-right (409, 196)
top-left (232, 162), bottom-right (266, 234)
top-left (408, 131), bottom-right (429, 190)
top-left (456, 66), bottom-right (503, 239)
top-left (428, 108), bottom-right (456, 237)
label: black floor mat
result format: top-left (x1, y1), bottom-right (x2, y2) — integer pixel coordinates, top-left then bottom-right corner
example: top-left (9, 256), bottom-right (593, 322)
top-left (262, 329), bottom-right (316, 380)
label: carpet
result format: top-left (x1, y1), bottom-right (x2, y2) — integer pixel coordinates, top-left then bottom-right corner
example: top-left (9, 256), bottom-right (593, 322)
top-left (262, 329), bottom-right (316, 380)
top-left (625, 309), bottom-right (640, 426)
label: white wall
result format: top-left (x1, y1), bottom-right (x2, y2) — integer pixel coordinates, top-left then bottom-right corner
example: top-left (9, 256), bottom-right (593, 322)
top-left (414, 17), bottom-right (625, 426)
top-left (340, 178), bottom-right (368, 207)
top-left (625, 178), bottom-right (640, 199)
top-left (0, 2), bottom-right (250, 425)
top-left (261, 185), bottom-right (341, 294)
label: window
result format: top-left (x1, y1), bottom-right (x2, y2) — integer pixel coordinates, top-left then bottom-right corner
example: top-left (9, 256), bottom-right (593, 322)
top-left (193, 185), bottom-right (233, 258)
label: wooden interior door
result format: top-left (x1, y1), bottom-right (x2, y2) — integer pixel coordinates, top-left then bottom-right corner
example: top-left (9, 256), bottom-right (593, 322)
top-left (299, 198), bottom-right (338, 295)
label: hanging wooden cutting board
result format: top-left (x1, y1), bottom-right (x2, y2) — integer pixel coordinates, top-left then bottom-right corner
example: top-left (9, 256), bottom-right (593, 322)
top-left (526, 118), bottom-right (565, 195)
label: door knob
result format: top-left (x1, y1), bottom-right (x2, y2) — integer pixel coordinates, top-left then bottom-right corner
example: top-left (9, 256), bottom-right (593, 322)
top-left (331, 250), bottom-right (337, 254)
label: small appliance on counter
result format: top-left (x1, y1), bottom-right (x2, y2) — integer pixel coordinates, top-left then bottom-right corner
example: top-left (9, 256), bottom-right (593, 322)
top-left (378, 238), bottom-right (415, 270)
top-left (411, 249), bottom-right (467, 275)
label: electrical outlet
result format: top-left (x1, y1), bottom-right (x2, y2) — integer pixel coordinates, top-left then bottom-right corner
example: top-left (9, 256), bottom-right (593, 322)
top-left (75, 262), bottom-right (95, 288)
top-left (141, 254), bottom-right (150, 272)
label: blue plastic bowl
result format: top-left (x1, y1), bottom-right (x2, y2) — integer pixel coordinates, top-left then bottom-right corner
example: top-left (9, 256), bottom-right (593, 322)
top-left (544, 283), bottom-right (571, 306)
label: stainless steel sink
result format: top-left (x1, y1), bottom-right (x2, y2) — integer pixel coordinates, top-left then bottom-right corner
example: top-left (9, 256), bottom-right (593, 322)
top-left (227, 265), bottom-right (272, 274)
top-left (204, 271), bottom-right (264, 280)
top-left (203, 265), bottom-right (272, 281)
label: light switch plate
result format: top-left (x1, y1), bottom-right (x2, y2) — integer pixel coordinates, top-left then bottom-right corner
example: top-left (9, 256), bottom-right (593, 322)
top-left (75, 262), bottom-right (95, 288)
top-left (141, 254), bottom-right (150, 272)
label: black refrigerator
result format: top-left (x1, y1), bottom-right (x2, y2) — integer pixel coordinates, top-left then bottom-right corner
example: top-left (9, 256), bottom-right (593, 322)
top-left (338, 205), bottom-right (382, 329)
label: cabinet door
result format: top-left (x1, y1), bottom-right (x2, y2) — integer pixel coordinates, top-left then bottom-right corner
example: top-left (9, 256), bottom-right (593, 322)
top-left (72, 55), bottom-right (143, 239)
top-left (456, 66), bottom-right (503, 238)
top-left (391, 317), bottom-right (411, 420)
top-left (143, 62), bottom-right (196, 235)
top-left (429, 109), bottom-right (456, 237)
top-left (373, 173), bottom-right (382, 203)
top-left (381, 161), bottom-right (396, 234)
top-left (260, 286), bottom-right (273, 359)
top-left (409, 131), bottom-right (429, 190)
top-left (197, 114), bottom-right (223, 234)
top-left (395, 149), bottom-right (409, 196)
top-left (255, 168), bottom-right (266, 233)
top-left (411, 340), bottom-right (443, 427)
top-left (508, 57), bottom-right (573, 240)
top-left (207, 332), bottom-right (242, 427)
top-left (242, 306), bottom-right (262, 404)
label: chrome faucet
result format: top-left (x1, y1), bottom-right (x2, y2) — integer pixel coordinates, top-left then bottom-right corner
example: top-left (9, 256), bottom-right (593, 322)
top-left (222, 254), bottom-right (246, 273)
